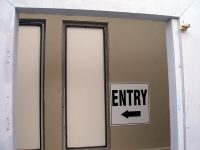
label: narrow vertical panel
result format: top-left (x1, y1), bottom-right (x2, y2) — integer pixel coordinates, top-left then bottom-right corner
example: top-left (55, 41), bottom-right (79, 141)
top-left (66, 27), bottom-right (106, 148)
top-left (16, 26), bottom-right (41, 149)
top-left (180, 1), bottom-right (200, 149)
top-left (0, 1), bottom-right (17, 150)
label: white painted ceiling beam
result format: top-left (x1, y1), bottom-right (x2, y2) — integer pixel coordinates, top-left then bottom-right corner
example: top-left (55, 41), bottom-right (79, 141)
top-left (12, 0), bottom-right (194, 18)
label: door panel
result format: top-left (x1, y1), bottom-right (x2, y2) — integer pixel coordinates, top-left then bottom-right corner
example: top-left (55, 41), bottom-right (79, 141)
top-left (16, 25), bottom-right (42, 150)
top-left (66, 27), bottom-right (106, 148)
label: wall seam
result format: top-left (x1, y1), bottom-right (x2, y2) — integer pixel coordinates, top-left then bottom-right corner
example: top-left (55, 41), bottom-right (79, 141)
top-left (179, 0), bottom-right (198, 17)
top-left (6, 0), bottom-right (15, 8)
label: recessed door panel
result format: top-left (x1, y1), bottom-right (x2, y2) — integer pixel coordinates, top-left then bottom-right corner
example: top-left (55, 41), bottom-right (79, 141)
top-left (16, 26), bottom-right (41, 149)
top-left (66, 27), bottom-right (106, 148)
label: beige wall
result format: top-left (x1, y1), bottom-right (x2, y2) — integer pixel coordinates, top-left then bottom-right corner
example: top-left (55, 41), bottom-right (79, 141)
top-left (19, 14), bottom-right (170, 150)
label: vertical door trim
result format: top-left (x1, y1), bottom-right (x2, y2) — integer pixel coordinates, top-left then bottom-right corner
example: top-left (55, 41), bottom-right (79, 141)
top-left (166, 19), bottom-right (185, 150)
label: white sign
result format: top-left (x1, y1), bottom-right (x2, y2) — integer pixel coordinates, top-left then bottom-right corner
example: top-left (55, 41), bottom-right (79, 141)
top-left (110, 83), bottom-right (150, 125)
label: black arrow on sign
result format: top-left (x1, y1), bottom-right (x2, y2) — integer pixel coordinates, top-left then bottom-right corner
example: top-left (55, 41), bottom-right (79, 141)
top-left (121, 110), bottom-right (141, 118)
